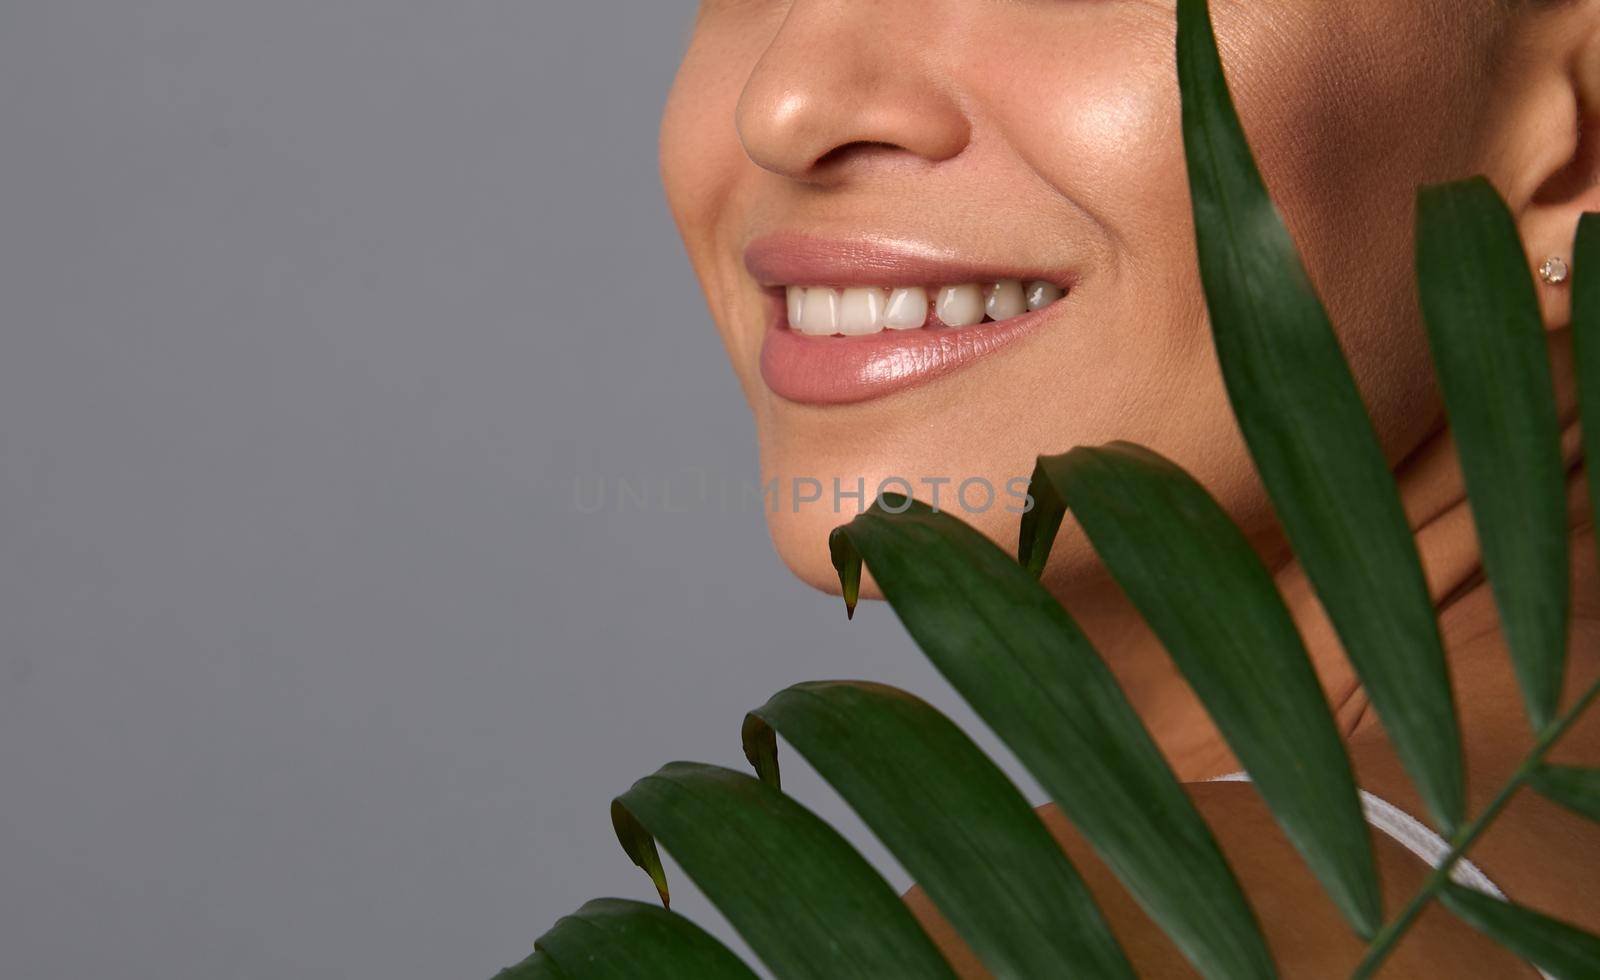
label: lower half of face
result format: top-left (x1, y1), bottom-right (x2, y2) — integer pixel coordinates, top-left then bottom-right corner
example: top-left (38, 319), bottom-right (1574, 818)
top-left (662, 0), bottom-right (1500, 597)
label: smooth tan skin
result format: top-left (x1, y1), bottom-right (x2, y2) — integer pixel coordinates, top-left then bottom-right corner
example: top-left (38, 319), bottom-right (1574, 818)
top-left (662, 1), bottom-right (1600, 975)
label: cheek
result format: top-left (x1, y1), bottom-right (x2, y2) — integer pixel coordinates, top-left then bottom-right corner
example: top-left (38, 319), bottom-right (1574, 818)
top-left (660, 49), bottom-right (741, 238)
top-left (988, 2), bottom-right (1474, 478)
top-left (661, 28), bottom-right (772, 397)
top-left (1222, 7), bottom-right (1490, 460)
top-left (980, 16), bottom-right (1189, 245)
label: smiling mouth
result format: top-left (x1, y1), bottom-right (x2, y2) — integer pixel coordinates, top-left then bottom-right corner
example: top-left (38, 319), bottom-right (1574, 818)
top-left (782, 280), bottom-right (1068, 336)
top-left (747, 235), bottom-right (1074, 406)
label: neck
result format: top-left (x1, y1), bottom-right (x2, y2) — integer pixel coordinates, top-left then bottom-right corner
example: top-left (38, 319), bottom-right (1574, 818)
top-left (1069, 415), bottom-right (1594, 781)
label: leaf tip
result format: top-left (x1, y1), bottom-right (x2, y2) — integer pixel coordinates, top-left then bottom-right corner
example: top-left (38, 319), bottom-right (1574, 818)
top-left (828, 526), bottom-right (863, 619)
top-left (740, 712), bottom-right (782, 790)
top-left (1016, 457), bottom-right (1065, 578)
top-left (610, 799), bottom-right (670, 908)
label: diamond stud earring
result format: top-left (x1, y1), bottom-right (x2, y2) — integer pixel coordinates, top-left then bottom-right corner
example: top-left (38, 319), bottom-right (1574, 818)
top-left (1539, 256), bottom-right (1571, 287)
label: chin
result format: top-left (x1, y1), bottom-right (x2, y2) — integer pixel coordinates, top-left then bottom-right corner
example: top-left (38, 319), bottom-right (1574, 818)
top-left (765, 509), bottom-right (852, 597)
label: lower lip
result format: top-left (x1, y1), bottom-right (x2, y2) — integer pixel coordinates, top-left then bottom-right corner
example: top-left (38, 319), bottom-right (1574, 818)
top-left (759, 298), bottom-right (1061, 406)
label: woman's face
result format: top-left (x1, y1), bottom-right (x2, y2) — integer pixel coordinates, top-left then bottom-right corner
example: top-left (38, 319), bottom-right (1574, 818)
top-left (661, 1), bottom-right (1509, 595)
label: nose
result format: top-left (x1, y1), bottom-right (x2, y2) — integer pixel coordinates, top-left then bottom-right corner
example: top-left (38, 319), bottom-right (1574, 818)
top-left (735, 0), bottom-right (972, 184)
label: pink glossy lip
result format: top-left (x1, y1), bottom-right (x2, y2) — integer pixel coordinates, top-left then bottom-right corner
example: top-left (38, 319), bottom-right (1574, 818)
top-left (747, 235), bottom-right (1072, 406)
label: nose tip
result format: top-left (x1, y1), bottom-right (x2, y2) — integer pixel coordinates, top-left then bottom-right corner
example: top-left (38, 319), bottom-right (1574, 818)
top-left (734, 11), bottom-right (971, 183)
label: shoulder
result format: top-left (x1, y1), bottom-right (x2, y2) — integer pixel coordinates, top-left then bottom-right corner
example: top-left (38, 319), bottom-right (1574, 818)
top-left (905, 612), bottom-right (1600, 978)
top-left (908, 780), bottom-right (1536, 977)
top-left (1344, 606), bottom-right (1600, 938)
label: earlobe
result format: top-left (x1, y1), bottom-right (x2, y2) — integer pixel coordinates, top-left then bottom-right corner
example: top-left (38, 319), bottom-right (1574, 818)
top-left (1524, 209), bottom-right (1587, 333)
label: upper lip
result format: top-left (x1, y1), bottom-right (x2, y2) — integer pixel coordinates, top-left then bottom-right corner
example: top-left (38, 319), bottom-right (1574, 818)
top-left (743, 233), bottom-right (1074, 290)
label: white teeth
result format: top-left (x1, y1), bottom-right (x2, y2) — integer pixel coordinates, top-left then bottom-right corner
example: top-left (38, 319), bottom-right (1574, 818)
top-left (787, 286), bottom-right (805, 327)
top-left (986, 280), bottom-right (1027, 321)
top-left (797, 287), bottom-right (840, 335)
top-left (1026, 281), bottom-right (1064, 311)
top-left (883, 287), bottom-right (930, 330)
top-left (786, 280), bottom-right (1063, 334)
top-left (838, 288), bottom-right (887, 336)
top-left (937, 284), bottom-right (986, 327)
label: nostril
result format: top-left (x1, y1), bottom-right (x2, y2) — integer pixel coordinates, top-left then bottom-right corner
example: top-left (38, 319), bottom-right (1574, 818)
top-left (812, 140), bottom-right (907, 171)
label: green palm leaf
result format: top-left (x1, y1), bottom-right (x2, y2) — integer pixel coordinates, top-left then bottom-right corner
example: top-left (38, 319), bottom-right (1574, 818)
top-left (1439, 884), bottom-right (1600, 980)
top-left (1528, 765), bottom-right (1600, 822)
top-left (1416, 180), bottom-right (1569, 731)
top-left (745, 681), bottom-right (1135, 978)
top-left (832, 499), bottom-right (1275, 980)
top-left (1573, 215), bottom-right (1600, 562)
top-left (529, 899), bottom-right (756, 980)
top-left (611, 762), bottom-right (956, 980)
top-left (1024, 441), bottom-right (1381, 936)
top-left (1174, 0), bottom-right (1465, 833)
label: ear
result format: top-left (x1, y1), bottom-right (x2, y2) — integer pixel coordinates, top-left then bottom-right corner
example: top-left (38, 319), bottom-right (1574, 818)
top-left (1496, 3), bottom-right (1600, 332)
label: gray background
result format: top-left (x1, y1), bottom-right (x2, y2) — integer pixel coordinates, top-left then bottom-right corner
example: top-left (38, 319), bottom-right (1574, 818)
top-left (0, 3), bottom-right (1042, 978)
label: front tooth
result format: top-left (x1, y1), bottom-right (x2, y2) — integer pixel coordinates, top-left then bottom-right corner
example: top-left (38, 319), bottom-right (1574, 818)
top-left (937, 284), bottom-right (985, 327)
top-left (986, 280), bottom-right (1027, 321)
top-left (838, 288), bottom-right (887, 336)
top-left (883, 287), bottom-right (929, 330)
top-left (798, 287), bottom-right (840, 335)
top-left (787, 286), bottom-right (805, 328)
top-left (1026, 281), bottom-right (1064, 311)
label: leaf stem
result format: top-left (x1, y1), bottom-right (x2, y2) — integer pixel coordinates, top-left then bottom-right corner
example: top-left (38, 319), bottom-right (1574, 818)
top-left (1352, 671), bottom-right (1600, 977)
